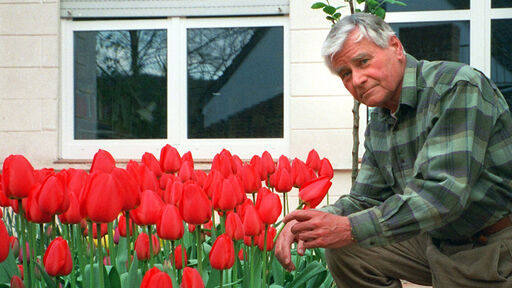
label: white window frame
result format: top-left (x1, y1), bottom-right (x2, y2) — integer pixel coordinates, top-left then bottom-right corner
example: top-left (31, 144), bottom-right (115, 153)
top-left (60, 16), bottom-right (290, 160)
top-left (384, 0), bottom-right (512, 78)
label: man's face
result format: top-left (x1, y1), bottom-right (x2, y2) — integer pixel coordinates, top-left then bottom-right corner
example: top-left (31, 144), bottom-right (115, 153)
top-left (331, 29), bottom-right (406, 112)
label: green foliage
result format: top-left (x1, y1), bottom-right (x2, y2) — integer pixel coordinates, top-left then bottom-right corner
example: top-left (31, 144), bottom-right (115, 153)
top-left (313, 0), bottom-right (407, 22)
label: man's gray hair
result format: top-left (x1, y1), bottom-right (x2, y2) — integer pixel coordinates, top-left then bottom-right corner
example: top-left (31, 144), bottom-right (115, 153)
top-left (321, 13), bottom-right (396, 73)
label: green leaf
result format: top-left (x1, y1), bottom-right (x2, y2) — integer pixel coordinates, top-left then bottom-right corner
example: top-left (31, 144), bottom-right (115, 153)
top-left (311, 2), bottom-right (327, 9)
top-left (326, 16), bottom-right (336, 21)
top-left (355, 8), bottom-right (362, 12)
top-left (333, 12), bottom-right (341, 19)
top-left (271, 257), bottom-right (285, 285)
top-left (385, 0), bottom-right (407, 5)
top-left (356, 0), bottom-right (365, 3)
top-left (374, 7), bottom-right (386, 19)
top-left (285, 261), bottom-right (326, 288)
top-left (205, 269), bottom-right (220, 288)
top-left (126, 257), bottom-right (141, 288)
top-left (109, 266), bottom-right (122, 288)
top-left (322, 5), bottom-right (336, 15)
top-left (319, 272), bottom-right (334, 288)
top-left (0, 251), bottom-right (20, 283)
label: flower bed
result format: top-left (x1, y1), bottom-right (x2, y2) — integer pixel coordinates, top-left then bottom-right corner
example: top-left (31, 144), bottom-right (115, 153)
top-left (0, 146), bottom-right (335, 288)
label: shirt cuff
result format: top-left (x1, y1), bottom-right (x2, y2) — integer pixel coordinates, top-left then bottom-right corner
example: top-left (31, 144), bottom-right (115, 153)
top-left (348, 208), bottom-right (388, 247)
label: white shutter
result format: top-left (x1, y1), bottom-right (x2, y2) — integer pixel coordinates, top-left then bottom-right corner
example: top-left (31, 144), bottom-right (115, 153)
top-left (61, 0), bottom-right (289, 18)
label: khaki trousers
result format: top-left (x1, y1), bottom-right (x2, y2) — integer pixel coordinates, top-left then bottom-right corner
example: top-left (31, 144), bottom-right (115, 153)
top-left (325, 227), bottom-right (512, 287)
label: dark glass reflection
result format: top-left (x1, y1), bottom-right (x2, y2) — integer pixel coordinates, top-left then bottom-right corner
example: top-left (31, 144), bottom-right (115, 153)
top-left (492, 0), bottom-right (512, 8)
top-left (383, 0), bottom-right (469, 12)
top-left (390, 21), bottom-right (470, 64)
top-left (187, 27), bottom-right (284, 139)
top-left (74, 30), bottom-right (167, 139)
top-left (491, 19), bottom-right (512, 107)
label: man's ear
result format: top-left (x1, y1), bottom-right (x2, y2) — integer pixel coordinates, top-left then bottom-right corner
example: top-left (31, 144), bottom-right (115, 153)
top-left (389, 35), bottom-right (404, 59)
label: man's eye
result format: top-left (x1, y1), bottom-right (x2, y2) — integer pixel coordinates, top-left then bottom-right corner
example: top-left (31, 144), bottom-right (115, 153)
top-left (341, 71), bottom-right (351, 79)
top-left (360, 59), bottom-right (369, 65)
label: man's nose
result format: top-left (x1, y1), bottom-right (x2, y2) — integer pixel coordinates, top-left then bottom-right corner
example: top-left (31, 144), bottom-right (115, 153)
top-left (352, 69), bottom-right (367, 87)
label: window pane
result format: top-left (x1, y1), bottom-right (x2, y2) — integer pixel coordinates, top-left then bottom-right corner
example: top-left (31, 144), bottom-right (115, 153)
top-left (187, 27), bottom-right (284, 139)
top-left (384, 0), bottom-right (469, 12)
top-left (491, 19), bottom-right (512, 106)
top-left (390, 21), bottom-right (470, 64)
top-left (492, 0), bottom-right (512, 8)
top-left (74, 29), bottom-right (167, 139)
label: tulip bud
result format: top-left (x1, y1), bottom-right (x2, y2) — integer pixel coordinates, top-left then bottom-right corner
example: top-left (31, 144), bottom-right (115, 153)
top-left (172, 244), bottom-right (187, 270)
top-left (181, 267), bottom-right (205, 288)
top-left (157, 204), bottom-right (184, 241)
top-left (10, 275), bottom-right (24, 288)
top-left (135, 233), bottom-right (160, 261)
top-left (43, 237), bottom-right (73, 276)
top-left (209, 234), bottom-right (235, 270)
top-left (298, 176), bottom-right (332, 208)
top-left (140, 267), bottom-right (173, 288)
top-left (2, 155), bottom-right (35, 199)
top-left (0, 220), bottom-right (9, 262)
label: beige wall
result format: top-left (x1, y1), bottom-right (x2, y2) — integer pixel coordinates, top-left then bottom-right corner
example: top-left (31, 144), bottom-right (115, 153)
top-left (0, 0), bottom-right (60, 168)
top-left (0, 0), bottom-right (355, 202)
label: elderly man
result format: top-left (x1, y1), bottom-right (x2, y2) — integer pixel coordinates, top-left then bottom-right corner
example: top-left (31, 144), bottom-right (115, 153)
top-left (276, 13), bottom-right (512, 287)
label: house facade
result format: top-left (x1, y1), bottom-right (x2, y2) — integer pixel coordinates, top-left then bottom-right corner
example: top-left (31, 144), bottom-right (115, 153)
top-left (0, 0), bottom-right (511, 205)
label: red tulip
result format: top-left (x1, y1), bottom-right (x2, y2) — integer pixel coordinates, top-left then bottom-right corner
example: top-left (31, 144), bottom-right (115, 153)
top-left (9, 236), bottom-right (19, 258)
top-left (90, 149), bottom-right (116, 173)
top-left (239, 163), bottom-right (261, 194)
top-left (135, 233), bottom-right (160, 261)
top-left (139, 165), bottom-right (159, 192)
top-left (231, 155), bottom-right (244, 174)
top-left (17, 265), bottom-right (23, 279)
top-left (142, 152), bottom-right (163, 178)
top-left (10, 275), bottom-right (24, 288)
top-left (2, 155), bottom-right (35, 199)
top-left (194, 170), bottom-right (207, 188)
top-left (163, 180), bottom-right (183, 206)
top-left (118, 214), bottom-right (133, 237)
top-left (0, 220), bottom-right (9, 262)
top-left (209, 234), bottom-right (235, 270)
top-left (159, 173), bottom-right (175, 190)
top-left (24, 183), bottom-right (52, 223)
top-left (65, 168), bottom-right (88, 196)
top-left (59, 192), bottom-right (81, 224)
top-left (182, 151), bottom-right (194, 164)
top-left (113, 227), bottom-right (120, 244)
top-left (157, 204), bottom-right (184, 241)
top-left (203, 170), bottom-right (222, 199)
top-left (261, 151), bottom-right (275, 176)
top-left (277, 155), bottom-right (291, 171)
top-left (172, 244), bottom-right (187, 269)
top-left (306, 149), bottom-right (321, 172)
top-left (212, 177), bottom-right (238, 212)
top-left (250, 155), bottom-right (265, 181)
top-left (178, 161), bottom-right (195, 183)
top-left (131, 189), bottom-right (164, 226)
top-left (256, 190), bottom-right (282, 225)
top-left (126, 160), bottom-right (142, 188)
top-left (81, 221), bottom-right (108, 239)
top-left (80, 172), bottom-right (123, 223)
top-left (225, 212), bottom-right (244, 241)
top-left (181, 267), bottom-right (204, 288)
top-left (291, 158), bottom-right (311, 188)
top-left (38, 173), bottom-right (69, 215)
top-left (242, 204), bottom-right (263, 237)
top-left (140, 267), bottom-right (173, 288)
top-left (318, 158), bottom-right (334, 179)
top-left (111, 167), bottom-right (140, 211)
top-left (160, 144), bottom-right (181, 174)
top-left (0, 177), bottom-right (11, 207)
top-left (299, 176), bottom-right (332, 208)
top-left (274, 167), bottom-right (292, 193)
top-left (180, 182), bottom-right (211, 225)
top-left (257, 226), bottom-right (277, 251)
top-left (238, 249), bottom-right (244, 260)
top-left (43, 237), bottom-right (72, 276)
top-left (211, 152), bottom-right (233, 178)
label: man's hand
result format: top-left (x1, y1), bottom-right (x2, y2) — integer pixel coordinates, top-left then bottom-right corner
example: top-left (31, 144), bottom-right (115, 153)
top-left (284, 210), bottom-right (355, 250)
top-left (275, 219), bottom-right (304, 271)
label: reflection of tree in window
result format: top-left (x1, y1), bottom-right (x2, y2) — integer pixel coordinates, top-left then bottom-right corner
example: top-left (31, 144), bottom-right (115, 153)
top-left (187, 27), bottom-right (284, 139)
top-left (74, 29), bottom-right (167, 139)
top-left (491, 20), bottom-right (512, 107)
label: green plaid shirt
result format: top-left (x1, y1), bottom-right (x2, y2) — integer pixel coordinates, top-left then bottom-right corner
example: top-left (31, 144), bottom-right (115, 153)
top-left (322, 54), bottom-right (512, 247)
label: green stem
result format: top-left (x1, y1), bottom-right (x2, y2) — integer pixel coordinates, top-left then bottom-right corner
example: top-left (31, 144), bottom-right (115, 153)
top-left (68, 225), bottom-right (77, 288)
top-left (125, 211), bottom-right (132, 269)
top-left (96, 223), bottom-right (105, 288)
top-left (262, 225), bottom-right (268, 288)
top-left (146, 226), bottom-right (154, 267)
top-left (211, 208), bottom-right (217, 241)
top-left (88, 222), bottom-right (94, 288)
top-left (18, 200), bottom-right (30, 288)
top-left (249, 238), bottom-right (255, 288)
top-left (219, 269), bottom-right (224, 288)
top-left (170, 241), bottom-right (176, 279)
top-left (233, 241), bottom-right (239, 285)
top-left (51, 217), bottom-right (56, 239)
top-left (195, 226), bottom-right (202, 277)
top-left (107, 222), bottom-right (115, 267)
top-left (27, 222), bottom-right (36, 288)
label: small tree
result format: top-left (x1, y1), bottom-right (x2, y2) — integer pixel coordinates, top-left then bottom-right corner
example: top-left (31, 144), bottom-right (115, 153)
top-left (311, 0), bottom-right (406, 184)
